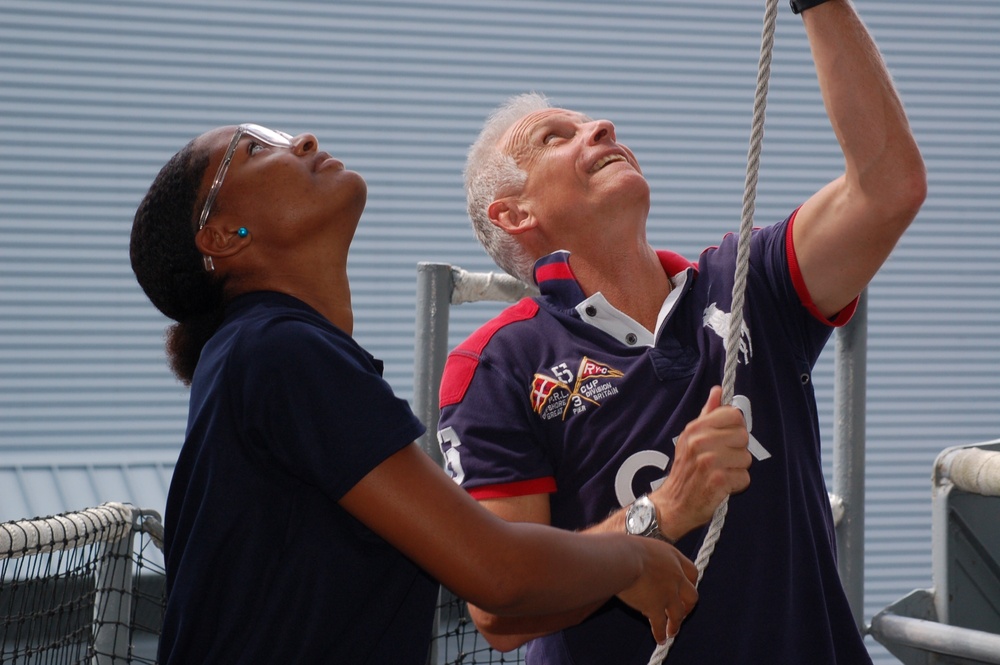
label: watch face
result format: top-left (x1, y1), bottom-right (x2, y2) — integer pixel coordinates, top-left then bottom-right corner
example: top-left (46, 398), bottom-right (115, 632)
top-left (627, 502), bottom-right (654, 534)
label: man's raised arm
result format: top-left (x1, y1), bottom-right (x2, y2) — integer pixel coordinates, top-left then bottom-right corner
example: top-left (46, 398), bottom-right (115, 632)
top-left (791, 0), bottom-right (926, 319)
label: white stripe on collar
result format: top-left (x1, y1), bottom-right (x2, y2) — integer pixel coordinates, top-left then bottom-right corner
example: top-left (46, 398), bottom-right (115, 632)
top-left (574, 270), bottom-right (689, 347)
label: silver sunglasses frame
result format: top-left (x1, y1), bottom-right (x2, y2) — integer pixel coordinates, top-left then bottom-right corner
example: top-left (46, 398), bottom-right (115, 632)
top-left (197, 124), bottom-right (293, 231)
top-left (196, 124), bottom-right (293, 271)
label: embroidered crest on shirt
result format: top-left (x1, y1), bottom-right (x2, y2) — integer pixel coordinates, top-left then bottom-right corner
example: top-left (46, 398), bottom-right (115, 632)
top-left (531, 357), bottom-right (624, 421)
top-left (702, 302), bottom-right (753, 365)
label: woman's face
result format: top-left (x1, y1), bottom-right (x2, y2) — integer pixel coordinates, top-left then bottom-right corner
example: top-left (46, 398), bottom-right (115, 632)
top-left (194, 125), bottom-right (368, 257)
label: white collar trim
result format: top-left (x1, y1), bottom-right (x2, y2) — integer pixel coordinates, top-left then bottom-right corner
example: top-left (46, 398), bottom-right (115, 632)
top-left (575, 270), bottom-right (688, 347)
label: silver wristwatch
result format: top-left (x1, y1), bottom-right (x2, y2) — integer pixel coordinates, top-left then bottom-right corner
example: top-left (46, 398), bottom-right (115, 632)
top-left (625, 494), bottom-right (672, 542)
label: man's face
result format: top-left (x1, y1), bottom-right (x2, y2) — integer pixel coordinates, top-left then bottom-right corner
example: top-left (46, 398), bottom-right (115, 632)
top-left (498, 108), bottom-right (649, 236)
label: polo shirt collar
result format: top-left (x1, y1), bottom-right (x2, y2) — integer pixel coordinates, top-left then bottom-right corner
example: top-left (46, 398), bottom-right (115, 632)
top-left (532, 249), bottom-right (697, 347)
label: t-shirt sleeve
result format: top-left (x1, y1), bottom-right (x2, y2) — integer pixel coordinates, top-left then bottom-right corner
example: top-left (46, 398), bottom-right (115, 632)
top-left (781, 208), bottom-right (857, 327)
top-left (437, 325), bottom-right (557, 500)
top-left (745, 214), bottom-right (852, 363)
top-left (231, 318), bottom-right (425, 501)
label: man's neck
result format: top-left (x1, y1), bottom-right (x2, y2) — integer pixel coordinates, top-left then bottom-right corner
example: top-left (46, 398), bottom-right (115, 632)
top-left (569, 246), bottom-right (671, 333)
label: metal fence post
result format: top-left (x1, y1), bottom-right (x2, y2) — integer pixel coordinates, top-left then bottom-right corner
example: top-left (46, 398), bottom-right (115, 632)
top-left (414, 262), bottom-right (455, 665)
top-left (833, 288), bottom-right (868, 629)
top-left (414, 262), bottom-right (455, 465)
top-left (92, 508), bottom-right (135, 665)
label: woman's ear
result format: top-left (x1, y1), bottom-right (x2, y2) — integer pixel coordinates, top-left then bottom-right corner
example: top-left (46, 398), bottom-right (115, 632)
top-left (488, 198), bottom-right (537, 236)
top-left (195, 223), bottom-right (250, 261)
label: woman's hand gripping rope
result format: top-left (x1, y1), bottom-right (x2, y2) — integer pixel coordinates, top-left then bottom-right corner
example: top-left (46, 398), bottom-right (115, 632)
top-left (616, 538), bottom-right (700, 645)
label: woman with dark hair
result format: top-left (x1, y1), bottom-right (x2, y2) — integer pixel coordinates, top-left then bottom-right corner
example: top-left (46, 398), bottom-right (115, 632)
top-left (129, 124), bottom-right (712, 664)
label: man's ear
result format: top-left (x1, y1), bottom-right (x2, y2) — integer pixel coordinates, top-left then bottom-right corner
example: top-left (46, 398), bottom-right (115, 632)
top-left (488, 198), bottom-right (537, 236)
top-left (195, 224), bottom-right (250, 261)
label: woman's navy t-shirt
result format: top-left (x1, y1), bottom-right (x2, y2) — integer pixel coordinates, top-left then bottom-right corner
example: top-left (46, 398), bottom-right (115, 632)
top-left (158, 291), bottom-right (435, 664)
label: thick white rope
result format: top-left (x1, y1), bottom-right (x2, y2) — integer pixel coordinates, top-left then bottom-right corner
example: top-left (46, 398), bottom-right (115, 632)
top-left (938, 447), bottom-right (1000, 497)
top-left (647, 0), bottom-right (779, 661)
top-left (0, 502), bottom-right (133, 559)
top-left (450, 266), bottom-right (538, 305)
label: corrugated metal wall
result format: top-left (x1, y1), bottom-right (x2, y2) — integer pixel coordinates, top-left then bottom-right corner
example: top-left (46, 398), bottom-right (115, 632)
top-left (1, 1), bottom-right (998, 661)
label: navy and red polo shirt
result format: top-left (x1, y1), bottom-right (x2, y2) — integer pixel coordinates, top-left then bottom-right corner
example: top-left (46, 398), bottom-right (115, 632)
top-left (437, 212), bottom-right (871, 664)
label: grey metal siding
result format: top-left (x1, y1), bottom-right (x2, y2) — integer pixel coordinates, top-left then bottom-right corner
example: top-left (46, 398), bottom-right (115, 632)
top-left (1, 1), bottom-right (998, 662)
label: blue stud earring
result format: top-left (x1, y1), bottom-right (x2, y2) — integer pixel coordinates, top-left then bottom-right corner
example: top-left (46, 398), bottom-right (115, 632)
top-left (237, 227), bottom-right (248, 238)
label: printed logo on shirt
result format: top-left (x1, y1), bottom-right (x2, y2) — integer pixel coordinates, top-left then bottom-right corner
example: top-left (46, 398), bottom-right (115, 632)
top-left (703, 302), bottom-right (753, 365)
top-left (531, 356), bottom-right (625, 421)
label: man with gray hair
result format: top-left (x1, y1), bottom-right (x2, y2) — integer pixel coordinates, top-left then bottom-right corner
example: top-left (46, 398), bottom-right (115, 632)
top-left (437, 1), bottom-right (925, 663)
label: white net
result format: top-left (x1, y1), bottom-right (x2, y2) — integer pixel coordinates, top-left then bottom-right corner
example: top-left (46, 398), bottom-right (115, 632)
top-left (0, 503), bottom-right (165, 665)
top-left (430, 589), bottom-right (525, 664)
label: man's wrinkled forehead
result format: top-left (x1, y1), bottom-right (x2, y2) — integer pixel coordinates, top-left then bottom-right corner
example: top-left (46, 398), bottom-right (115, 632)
top-left (499, 108), bottom-right (593, 157)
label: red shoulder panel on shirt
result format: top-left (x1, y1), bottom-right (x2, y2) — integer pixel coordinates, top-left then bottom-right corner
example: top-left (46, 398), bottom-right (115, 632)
top-left (438, 298), bottom-right (540, 408)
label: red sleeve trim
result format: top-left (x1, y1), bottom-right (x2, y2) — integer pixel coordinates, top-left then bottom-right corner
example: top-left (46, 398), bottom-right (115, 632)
top-left (785, 208), bottom-right (857, 328)
top-left (467, 477), bottom-right (558, 500)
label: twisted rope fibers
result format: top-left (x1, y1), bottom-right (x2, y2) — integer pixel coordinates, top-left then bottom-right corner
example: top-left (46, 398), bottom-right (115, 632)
top-left (647, 0), bottom-right (779, 661)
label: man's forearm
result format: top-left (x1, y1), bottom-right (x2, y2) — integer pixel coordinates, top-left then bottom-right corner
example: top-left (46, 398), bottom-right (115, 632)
top-left (804, 1), bottom-right (922, 190)
top-left (790, 0), bottom-right (926, 315)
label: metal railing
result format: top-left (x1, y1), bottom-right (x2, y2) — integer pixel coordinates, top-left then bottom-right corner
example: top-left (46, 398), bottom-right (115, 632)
top-left (870, 441), bottom-right (1000, 665)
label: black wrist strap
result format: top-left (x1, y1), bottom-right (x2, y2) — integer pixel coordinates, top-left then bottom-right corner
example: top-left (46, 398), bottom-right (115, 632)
top-left (789, 0), bottom-right (831, 14)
